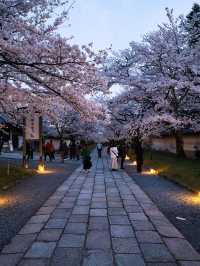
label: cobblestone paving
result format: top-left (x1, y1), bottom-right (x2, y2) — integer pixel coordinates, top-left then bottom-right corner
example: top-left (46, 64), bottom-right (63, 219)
top-left (0, 156), bottom-right (200, 266)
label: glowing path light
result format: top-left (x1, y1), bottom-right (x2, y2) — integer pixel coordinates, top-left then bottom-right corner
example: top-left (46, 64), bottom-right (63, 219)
top-left (0, 198), bottom-right (7, 206)
top-left (36, 164), bottom-right (55, 174)
top-left (175, 191), bottom-right (200, 206)
top-left (37, 164), bottom-right (45, 173)
top-left (143, 168), bottom-right (159, 175)
top-left (149, 169), bottom-right (158, 175)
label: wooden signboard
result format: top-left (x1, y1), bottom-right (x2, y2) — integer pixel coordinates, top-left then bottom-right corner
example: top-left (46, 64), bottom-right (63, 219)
top-left (25, 114), bottom-right (40, 140)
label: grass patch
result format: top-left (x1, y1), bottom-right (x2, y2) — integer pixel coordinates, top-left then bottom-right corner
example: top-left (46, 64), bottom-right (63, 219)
top-left (128, 150), bottom-right (200, 192)
top-left (0, 164), bottom-right (35, 190)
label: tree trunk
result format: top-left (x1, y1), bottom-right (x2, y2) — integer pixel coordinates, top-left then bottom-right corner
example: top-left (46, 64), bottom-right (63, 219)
top-left (175, 131), bottom-right (185, 158)
top-left (134, 136), bottom-right (144, 173)
top-left (59, 137), bottom-right (64, 151)
top-left (0, 139), bottom-right (3, 155)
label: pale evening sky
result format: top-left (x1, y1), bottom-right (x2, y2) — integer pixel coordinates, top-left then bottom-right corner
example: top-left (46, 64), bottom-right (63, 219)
top-left (59, 0), bottom-right (199, 50)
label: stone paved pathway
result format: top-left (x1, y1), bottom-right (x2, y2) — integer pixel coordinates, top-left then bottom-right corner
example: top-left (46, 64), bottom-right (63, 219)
top-left (0, 155), bottom-right (200, 266)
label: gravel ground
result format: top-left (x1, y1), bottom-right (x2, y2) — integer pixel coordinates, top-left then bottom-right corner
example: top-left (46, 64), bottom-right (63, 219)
top-left (126, 163), bottom-right (200, 253)
top-left (0, 158), bottom-right (80, 251)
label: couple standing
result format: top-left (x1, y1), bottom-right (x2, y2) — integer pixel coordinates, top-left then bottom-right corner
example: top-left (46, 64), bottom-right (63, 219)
top-left (110, 142), bottom-right (127, 171)
top-left (96, 142), bottom-right (127, 171)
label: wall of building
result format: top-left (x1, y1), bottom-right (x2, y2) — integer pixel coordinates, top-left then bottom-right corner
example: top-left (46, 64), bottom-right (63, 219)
top-left (147, 135), bottom-right (200, 158)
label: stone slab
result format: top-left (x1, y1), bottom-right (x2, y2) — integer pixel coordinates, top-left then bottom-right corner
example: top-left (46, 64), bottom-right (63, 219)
top-left (64, 223), bottom-right (87, 234)
top-left (86, 231), bottom-right (111, 250)
top-left (129, 212), bottom-right (148, 221)
top-left (115, 254), bottom-right (145, 266)
top-left (2, 234), bottom-right (36, 254)
top-left (19, 259), bottom-right (49, 266)
top-left (179, 262), bottom-right (200, 266)
top-left (89, 217), bottom-right (109, 231)
top-left (112, 238), bottom-right (140, 254)
top-left (0, 253), bottom-right (23, 266)
top-left (90, 209), bottom-right (107, 217)
top-left (37, 229), bottom-right (62, 242)
top-left (132, 220), bottom-right (155, 231)
top-left (50, 248), bottom-right (82, 266)
top-left (140, 243), bottom-right (175, 262)
top-left (45, 219), bottom-right (66, 229)
top-left (136, 231), bottom-right (163, 243)
top-left (28, 215), bottom-right (50, 224)
top-left (109, 216), bottom-right (130, 225)
top-left (111, 225), bottom-right (134, 238)
top-left (58, 234), bottom-right (85, 248)
top-left (83, 250), bottom-right (113, 266)
top-left (164, 238), bottom-right (200, 261)
top-left (68, 215), bottom-right (88, 223)
top-left (19, 223), bottom-right (44, 234)
top-left (25, 242), bottom-right (56, 258)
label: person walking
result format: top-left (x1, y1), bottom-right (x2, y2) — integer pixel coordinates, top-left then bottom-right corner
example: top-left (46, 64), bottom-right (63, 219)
top-left (70, 141), bottom-right (76, 160)
top-left (118, 142), bottom-right (127, 169)
top-left (107, 143), bottom-right (111, 155)
top-left (96, 143), bottom-right (103, 158)
top-left (45, 141), bottom-right (52, 162)
top-left (49, 140), bottom-right (55, 160)
top-left (43, 142), bottom-right (47, 161)
top-left (60, 141), bottom-right (67, 163)
top-left (26, 140), bottom-right (33, 161)
top-left (76, 142), bottom-right (81, 160)
top-left (110, 142), bottom-right (119, 171)
top-left (81, 144), bottom-right (92, 172)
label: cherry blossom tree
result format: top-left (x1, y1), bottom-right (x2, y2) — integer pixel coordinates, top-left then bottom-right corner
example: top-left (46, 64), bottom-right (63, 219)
top-left (106, 88), bottom-right (158, 172)
top-left (45, 97), bottom-right (105, 144)
top-left (0, 0), bottom-right (107, 114)
top-left (104, 8), bottom-right (200, 158)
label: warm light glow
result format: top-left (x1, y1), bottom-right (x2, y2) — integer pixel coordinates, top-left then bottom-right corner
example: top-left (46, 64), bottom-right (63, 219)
top-left (0, 196), bottom-right (24, 206)
top-left (37, 164), bottom-right (45, 173)
top-left (0, 198), bottom-right (7, 205)
top-left (125, 155), bottom-right (130, 160)
top-left (143, 168), bottom-right (159, 175)
top-left (178, 192), bottom-right (200, 206)
top-left (25, 163), bottom-right (29, 169)
top-left (150, 168), bottom-right (157, 175)
top-left (36, 164), bottom-right (54, 174)
top-left (128, 160), bottom-right (137, 166)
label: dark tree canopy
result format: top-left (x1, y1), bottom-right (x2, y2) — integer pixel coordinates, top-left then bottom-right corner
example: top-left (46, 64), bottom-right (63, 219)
top-left (186, 3), bottom-right (200, 46)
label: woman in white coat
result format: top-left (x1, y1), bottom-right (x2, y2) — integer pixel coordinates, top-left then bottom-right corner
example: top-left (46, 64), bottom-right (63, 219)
top-left (110, 143), bottom-right (119, 171)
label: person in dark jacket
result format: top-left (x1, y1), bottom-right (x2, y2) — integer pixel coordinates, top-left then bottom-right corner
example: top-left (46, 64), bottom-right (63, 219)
top-left (45, 141), bottom-right (52, 162)
top-left (81, 145), bottom-right (92, 171)
top-left (60, 141), bottom-right (67, 163)
top-left (118, 142), bottom-right (127, 169)
top-left (96, 143), bottom-right (103, 158)
top-left (70, 141), bottom-right (76, 160)
top-left (26, 140), bottom-right (33, 161)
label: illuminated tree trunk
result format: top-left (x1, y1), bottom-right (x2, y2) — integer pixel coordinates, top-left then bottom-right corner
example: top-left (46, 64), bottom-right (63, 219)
top-left (175, 131), bottom-right (185, 158)
top-left (0, 138), bottom-right (3, 155)
top-left (133, 136), bottom-right (143, 173)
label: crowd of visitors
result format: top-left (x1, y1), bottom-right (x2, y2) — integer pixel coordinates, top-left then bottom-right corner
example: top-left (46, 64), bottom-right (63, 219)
top-left (25, 138), bottom-right (131, 172)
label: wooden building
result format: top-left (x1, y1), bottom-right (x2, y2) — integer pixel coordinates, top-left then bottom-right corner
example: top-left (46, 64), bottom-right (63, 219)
top-left (146, 132), bottom-right (200, 158)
